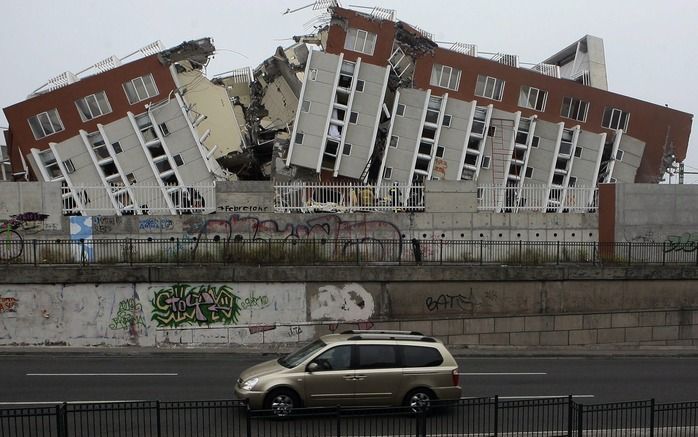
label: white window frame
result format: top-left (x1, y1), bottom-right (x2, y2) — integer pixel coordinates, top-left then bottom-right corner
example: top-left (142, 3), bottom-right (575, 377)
top-left (616, 149), bottom-right (625, 161)
top-left (482, 156), bottom-right (491, 169)
top-left (75, 91), bottom-right (112, 122)
top-left (349, 112), bottom-right (359, 124)
top-left (475, 75), bottom-right (505, 101)
top-left (561, 96), bottom-right (589, 122)
top-left (442, 114), bottom-right (453, 128)
top-left (383, 167), bottom-right (393, 179)
top-left (28, 109), bottom-right (64, 140)
top-left (430, 64), bottom-right (461, 91)
top-left (390, 135), bottom-right (399, 148)
top-left (356, 79), bottom-right (365, 92)
top-left (436, 145), bottom-right (445, 158)
top-left (344, 27), bottom-right (377, 56)
top-left (396, 104), bottom-right (406, 117)
top-left (295, 132), bottom-right (304, 145)
top-left (343, 143), bottom-right (352, 156)
top-left (302, 100), bottom-right (311, 112)
top-left (602, 107), bottom-right (630, 132)
top-left (173, 154), bottom-right (184, 167)
top-left (63, 159), bottom-right (76, 174)
top-left (309, 69), bottom-right (318, 81)
top-left (38, 149), bottom-right (62, 179)
top-left (123, 73), bottom-right (159, 105)
top-left (518, 86), bottom-right (548, 111)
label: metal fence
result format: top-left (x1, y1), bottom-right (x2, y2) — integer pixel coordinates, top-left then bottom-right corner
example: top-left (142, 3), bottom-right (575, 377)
top-left (2, 237), bottom-right (698, 266)
top-left (274, 182), bottom-right (425, 213)
top-left (61, 184), bottom-right (216, 216)
top-left (478, 184), bottom-right (598, 213)
top-left (2, 397), bottom-right (697, 437)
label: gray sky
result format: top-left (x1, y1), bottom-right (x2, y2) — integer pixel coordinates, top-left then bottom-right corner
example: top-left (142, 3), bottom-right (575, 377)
top-left (2, 0), bottom-right (696, 181)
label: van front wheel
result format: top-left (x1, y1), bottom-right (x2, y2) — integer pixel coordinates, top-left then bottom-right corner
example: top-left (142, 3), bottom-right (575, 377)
top-left (264, 389), bottom-right (300, 417)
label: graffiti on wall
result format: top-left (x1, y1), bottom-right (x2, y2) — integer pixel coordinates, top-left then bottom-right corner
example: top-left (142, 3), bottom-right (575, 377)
top-left (0, 212), bottom-right (50, 261)
top-left (109, 298), bottom-right (147, 332)
top-left (0, 297), bottom-right (18, 313)
top-left (93, 216), bottom-right (121, 234)
top-left (310, 283), bottom-right (375, 321)
top-left (664, 233), bottom-right (698, 253)
top-left (139, 218), bottom-right (174, 232)
top-left (425, 293), bottom-right (475, 313)
top-left (150, 284), bottom-right (242, 328)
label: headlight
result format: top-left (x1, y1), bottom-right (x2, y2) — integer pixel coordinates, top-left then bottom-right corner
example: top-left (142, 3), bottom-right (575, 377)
top-left (242, 377), bottom-right (259, 391)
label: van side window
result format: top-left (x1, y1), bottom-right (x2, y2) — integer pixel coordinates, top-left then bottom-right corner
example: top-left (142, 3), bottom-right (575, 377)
top-left (356, 345), bottom-right (398, 369)
top-left (400, 346), bottom-right (444, 367)
top-left (313, 345), bottom-right (352, 371)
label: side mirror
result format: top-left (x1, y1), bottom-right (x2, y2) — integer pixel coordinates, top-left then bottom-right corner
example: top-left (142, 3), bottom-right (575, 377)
top-left (307, 362), bottom-right (320, 373)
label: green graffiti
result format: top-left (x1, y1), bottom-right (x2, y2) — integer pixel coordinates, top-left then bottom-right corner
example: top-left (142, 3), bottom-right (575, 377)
top-left (150, 284), bottom-right (241, 328)
top-left (109, 298), bottom-right (147, 331)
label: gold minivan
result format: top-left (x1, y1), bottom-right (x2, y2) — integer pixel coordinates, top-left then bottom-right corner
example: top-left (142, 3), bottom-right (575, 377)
top-left (234, 330), bottom-right (461, 415)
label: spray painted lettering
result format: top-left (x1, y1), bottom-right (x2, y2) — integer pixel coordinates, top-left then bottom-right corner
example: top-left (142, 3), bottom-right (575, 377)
top-left (139, 218), bottom-right (174, 231)
top-left (240, 295), bottom-right (269, 310)
top-left (109, 298), bottom-right (147, 331)
top-left (664, 233), bottom-right (698, 253)
top-left (151, 284), bottom-right (241, 327)
top-left (425, 293), bottom-right (475, 312)
top-left (0, 297), bottom-right (18, 313)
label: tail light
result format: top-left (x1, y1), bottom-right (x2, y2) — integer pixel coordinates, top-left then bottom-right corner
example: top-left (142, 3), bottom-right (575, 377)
top-left (452, 369), bottom-right (459, 386)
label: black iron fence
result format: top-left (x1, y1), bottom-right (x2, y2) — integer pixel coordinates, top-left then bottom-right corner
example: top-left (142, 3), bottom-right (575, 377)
top-left (2, 397), bottom-right (697, 437)
top-left (2, 237), bottom-right (698, 266)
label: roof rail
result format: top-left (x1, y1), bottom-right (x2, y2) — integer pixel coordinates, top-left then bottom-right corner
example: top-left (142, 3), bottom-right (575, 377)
top-left (346, 334), bottom-right (437, 343)
top-left (341, 330), bottom-right (424, 336)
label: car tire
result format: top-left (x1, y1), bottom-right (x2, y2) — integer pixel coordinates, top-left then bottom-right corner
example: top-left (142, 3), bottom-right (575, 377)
top-left (264, 388), bottom-right (301, 417)
top-left (404, 388), bottom-right (435, 413)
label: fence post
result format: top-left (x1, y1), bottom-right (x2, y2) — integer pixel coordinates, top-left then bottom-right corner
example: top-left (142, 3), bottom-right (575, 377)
top-left (33, 239), bottom-right (37, 266)
top-left (57, 402), bottom-right (68, 437)
top-left (156, 400), bottom-right (162, 437)
top-left (556, 241), bottom-right (560, 265)
top-left (479, 240), bottom-right (483, 266)
top-left (336, 405), bottom-right (341, 437)
top-left (518, 240), bottom-right (523, 265)
top-left (662, 242), bottom-right (666, 265)
top-left (80, 239), bottom-right (86, 266)
top-left (493, 395), bottom-right (499, 437)
top-left (440, 239), bottom-right (443, 265)
top-left (176, 238), bottom-right (180, 265)
top-left (593, 241), bottom-right (597, 266)
top-left (246, 402), bottom-right (252, 437)
top-left (567, 395), bottom-right (573, 437)
top-left (356, 239), bottom-right (361, 265)
top-left (627, 242), bottom-right (632, 265)
top-left (650, 398), bottom-right (655, 437)
top-left (577, 403), bottom-right (583, 437)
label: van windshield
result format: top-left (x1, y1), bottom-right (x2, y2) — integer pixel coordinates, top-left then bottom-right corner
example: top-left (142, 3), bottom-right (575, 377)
top-left (278, 339), bottom-right (326, 368)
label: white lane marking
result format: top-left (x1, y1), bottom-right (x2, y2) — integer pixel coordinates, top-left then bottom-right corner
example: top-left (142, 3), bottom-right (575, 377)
top-left (498, 395), bottom-right (595, 399)
top-left (26, 373), bottom-right (178, 376)
top-left (459, 372), bottom-right (547, 376)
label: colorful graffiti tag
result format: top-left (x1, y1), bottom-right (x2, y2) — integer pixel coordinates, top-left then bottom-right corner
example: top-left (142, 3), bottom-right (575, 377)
top-left (0, 297), bottom-right (18, 313)
top-left (151, 284), bottom-right (241, 328)
top-left (109, 298), bottom-right (147, 332)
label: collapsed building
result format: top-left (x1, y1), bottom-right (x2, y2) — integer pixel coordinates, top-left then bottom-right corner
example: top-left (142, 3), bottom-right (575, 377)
top-left (2, 3), bottom-right (693, 215)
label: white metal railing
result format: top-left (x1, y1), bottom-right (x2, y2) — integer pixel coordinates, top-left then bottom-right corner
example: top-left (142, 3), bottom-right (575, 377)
top-left (531, 63), bottom-right (561, 78)
top-left (478, 184), bottom-right (598, 213)
top-left (62, 184), bottom-right (216, 216)
top-left (274, 182), bottom-right (425, 213)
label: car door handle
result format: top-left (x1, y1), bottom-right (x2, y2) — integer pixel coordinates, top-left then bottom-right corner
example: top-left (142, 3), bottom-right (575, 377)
top-left (343, 375), bottom-right (356, 380)
top-left (354, 374), bottom-right (366, 380)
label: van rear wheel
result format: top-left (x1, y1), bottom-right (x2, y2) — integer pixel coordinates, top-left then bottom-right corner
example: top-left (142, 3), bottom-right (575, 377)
top-left (264, 389), bottom-right (300, 417)
top-left (404, 388), bottom-right (434, 413)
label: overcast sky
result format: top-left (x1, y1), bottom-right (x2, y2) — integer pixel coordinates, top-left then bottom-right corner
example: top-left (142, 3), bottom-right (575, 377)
top-left (2, 0), bottom-right (696, 181)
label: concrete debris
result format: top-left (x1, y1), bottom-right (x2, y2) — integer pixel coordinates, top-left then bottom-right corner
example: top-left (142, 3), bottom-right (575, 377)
top-left (158, 38), bottom-right (216, 67)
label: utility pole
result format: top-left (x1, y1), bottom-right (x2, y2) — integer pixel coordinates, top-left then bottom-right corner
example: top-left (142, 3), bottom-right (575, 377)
top-left (677, 162), bottom-right (698, 184)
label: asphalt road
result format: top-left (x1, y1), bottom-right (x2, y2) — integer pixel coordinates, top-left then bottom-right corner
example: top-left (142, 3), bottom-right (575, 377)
top-left (1, 352), bottom-right (697, 406)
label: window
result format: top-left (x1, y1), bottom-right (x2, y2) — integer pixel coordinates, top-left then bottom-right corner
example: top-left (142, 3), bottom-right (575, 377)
top-left (356, 80), bottom-right (365, 92)
top-left (173, 154), bottom-right (184, 166)
top-left (126, 173), bottom-right (137, 184)
top-left (400, 346), bottom-right (443, 367)
top-left (349, 112), bottom-right (358, 124)
top-left (396, 104), bottom-right (406, 117)
top-left (436, 145), bottom-right (445, 158)
top-left (487, 126), bottom-right (497, 137)
top-left (442, 114), bottom-right (452, 128)
top-left (518, 86), bottom-right (548, 111)
top-left (301, 100), bottom-right (311, 112)
top-left (357, 345), bottom-right (398, 369)
top-left (482, 156), bottom-right (491, 169)
top-left (561, 96), bottom-right (589, 122)
top-left (475, 75), bottom-right (505, 101)
top-left (525, 167), bottom-right (533, 178)
top-left (63, 159), bottom-right (75, 174)
top-left (313, 346), bottom-right (352, 371)
top-left (430, 64), bottom-right (461, 91)
top-left (344, 27), bottom-right (377, 55)
top-left (112, 142), bottom-right (123, 154)
top-left (569, 176), bottom-right (577, 187)
top-left (383, 167), bottom-right (393, 179)
top-left (390, 135), bottom-right (399, 148)
top-left (309, 69), bottom-right (318, 81)
top-left (575, 146), bottom-right (583, 158)
top-left (343, 143), bottom-right (352, 156)
top-left (28, 109), bottom-right (64, 139)
top-left (75, 91), bottom-right (112, 122)
top-left (295, 132), bottom-right (304, 144)
top-left (123, 74), bottom-right (159, 105)
top-left (531, 136), bottom-right (540, 148)
top-left (602, 107), bottom-right (630, 132)
top-left (38, 150), bottom-right (61, 179)
top-left (616, 149), bottom-right (624, 161)
top-left (159, 123), bottom-right (170, 136)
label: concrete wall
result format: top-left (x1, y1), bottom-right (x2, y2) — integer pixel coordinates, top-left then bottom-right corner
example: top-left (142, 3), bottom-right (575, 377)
top-left (2, 275), bottom-right (696, 347)
top-left (614, 183), bottom-right (698, 248)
